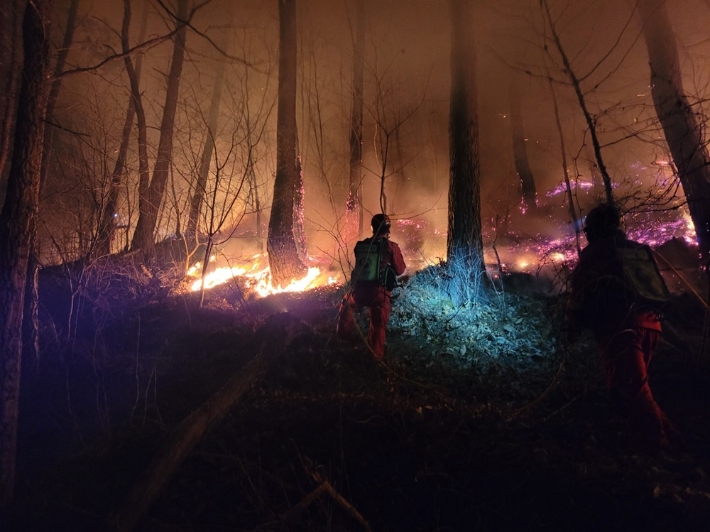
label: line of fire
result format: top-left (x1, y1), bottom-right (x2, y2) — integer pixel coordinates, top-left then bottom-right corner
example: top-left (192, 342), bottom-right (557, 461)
top-left (1, 0), bottom-right (710, 530)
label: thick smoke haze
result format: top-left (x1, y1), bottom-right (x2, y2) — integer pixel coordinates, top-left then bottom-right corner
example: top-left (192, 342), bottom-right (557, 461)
top-left (1, 0), bottom-right (708, 269)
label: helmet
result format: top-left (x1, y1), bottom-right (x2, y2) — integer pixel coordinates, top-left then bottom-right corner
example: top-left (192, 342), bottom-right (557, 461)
top-left (583, 203), bottom-right (621, 243)
top-left (371, 213), bottom-right (391, 235)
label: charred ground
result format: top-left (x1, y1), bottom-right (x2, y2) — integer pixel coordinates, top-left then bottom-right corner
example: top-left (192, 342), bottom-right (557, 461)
top-left (4, 260), bottom-right (710, 532)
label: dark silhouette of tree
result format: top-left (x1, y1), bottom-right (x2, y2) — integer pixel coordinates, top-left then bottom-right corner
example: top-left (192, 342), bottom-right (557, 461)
top-left (346, 0), bottom-right (366, 239)
top-left (0, 0), bottom-right (22, 183)
top-left (548, 78), bottom-right (582, 255)
top-left (267, 0), bottom-right (307, 285)
top-left (508, 77), bottom-right (537, 211)
top-left (187, 40), bottom-right (227, 239)
top-left (93, 0), bottom-right (148, 258)
top-left (541, 0), bottom-right (614, 206)
top-left (22, 0), bottom-right (80, 369)
top-left (638, 0), bottom-right (710, 257)
top-left (131, 0), bottom-right (189, 258)
top-left (0, 0), bottom-right (54, 506)
top-left (447, 0), bottom-right (484, 269)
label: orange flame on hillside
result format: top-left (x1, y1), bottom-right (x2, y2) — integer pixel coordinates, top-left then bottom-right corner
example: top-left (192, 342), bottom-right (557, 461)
top-left (188, 254), bottom-right (335, 297)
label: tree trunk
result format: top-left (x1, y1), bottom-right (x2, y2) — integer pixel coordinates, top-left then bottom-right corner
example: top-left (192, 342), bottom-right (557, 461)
top-left (267, 0), bottom-right (307, 286)
top-left (293, 154), bottom-right (307, 262)
top-left (0, 0), bottom-right (22, 185)
top-left (549, 79), bottom-right (581, 256)
top-left (93, 0), bottom-right (148, 258)
top-left (187, 48), bottom-right (227, 238)
top-left (40, 0), bottom-right (79, 190)
top-left (0, 0), bottom-right (54, 506)
top-left (248, 153), bottom-right (264, 252)
top-left (446, 0), bottom-right (484, 269)
top-left (21, 0), bottom-right (79, 366)
top-left (509, 78), bottom-right (536, 211)
top-left (345, 0), bottom-right (366, 240)
top-left (638, 0), bottom-right (710, 257)
top-left (131, 0), bottom-right (189, 258)
top-left (122, 0), bottom-right (150, 258)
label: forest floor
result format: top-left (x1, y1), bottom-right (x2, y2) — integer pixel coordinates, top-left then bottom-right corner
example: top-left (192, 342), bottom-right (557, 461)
top-left (3, 261), bottom-right (710, 532)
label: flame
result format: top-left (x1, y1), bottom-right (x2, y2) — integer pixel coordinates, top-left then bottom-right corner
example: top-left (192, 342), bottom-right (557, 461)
top-left (188, 253), bottom-right (328, 297)
top-left (252, 267), bottom-right (321, 297)
top-left (191, 266), bottom-right (247, 291)
top-left (185, 202), bottom-right (697, 299)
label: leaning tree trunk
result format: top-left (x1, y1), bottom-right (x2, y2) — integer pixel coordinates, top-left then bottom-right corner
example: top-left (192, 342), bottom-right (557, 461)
top-left (509, 78), bottom-right (537, 211)
top-left (447, 0), bottom-right (484, 269)
top-left (638, 0), bottom-right (710, 257)
top-left (93, 0), bottom-right (148, 258)
top-left (187, 47), bottom-right (227, 239)
top-left (267, 0), bottom-right (307, 286)
top-left (131, 0), bottom-right (189, 258)
top-left (0, 0), bottom-right (54, 506)
top-left (345, 0), bottom-right (366, 240)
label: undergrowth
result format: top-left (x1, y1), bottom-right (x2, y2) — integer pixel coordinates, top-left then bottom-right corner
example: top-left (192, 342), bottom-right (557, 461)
top-left (389, 263), bottom-right (562, 375)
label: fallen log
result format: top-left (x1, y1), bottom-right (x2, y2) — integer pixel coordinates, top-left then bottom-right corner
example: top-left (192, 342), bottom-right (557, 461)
top-left (109, 312), bottom-right (310, 531)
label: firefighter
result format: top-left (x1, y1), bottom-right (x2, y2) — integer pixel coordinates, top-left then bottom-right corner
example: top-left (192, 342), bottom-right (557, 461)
top-left (568, 203), bottom-right (677, 452)
top-left (337, 214), bottom-right (408, 359)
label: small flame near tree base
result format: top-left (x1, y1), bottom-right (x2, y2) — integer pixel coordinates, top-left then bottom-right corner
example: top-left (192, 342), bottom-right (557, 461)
top-left (187, 253), bottom-right (334, 297)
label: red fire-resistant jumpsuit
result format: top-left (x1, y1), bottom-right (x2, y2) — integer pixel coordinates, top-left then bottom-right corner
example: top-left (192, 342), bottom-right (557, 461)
top-left (569, 232), bottom-right (674, 451)
top-left (337, 237), bottom-right (407, 359)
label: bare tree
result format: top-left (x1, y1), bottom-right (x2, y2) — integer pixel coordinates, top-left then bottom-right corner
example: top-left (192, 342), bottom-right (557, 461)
top-left (122, 0), bottom-right (151, 255)
top-left (267, 0), bottom-right (307, 285)
top-left (195, 132), bottom-right (248, 308)
top-left (0, 0), bottom-right (22, 184)
top-left (187, 35), bottom-right (229, 239)
top-left (131, 0), bottom-right (190, 258)
top-left (548, 78), bottom-right (582, 255)
top-left (367, 72), bottom-right (424, 216)
top-left (638, 0), bottom-right (710, 257)
top-left (92, 0), bottom-right (148, 258)
top-left (0, 0), bottom-right (54, 506)
top-left (540, 0), bottom-right (614, 205)
top-left (345, 0), bottom-right (366, 238)
top-left (508, 77), bottom-right (537, 211)
top-left (21, 0), bottom-right (81, 369)
top-left (447, 0), bottom-right (484, 269)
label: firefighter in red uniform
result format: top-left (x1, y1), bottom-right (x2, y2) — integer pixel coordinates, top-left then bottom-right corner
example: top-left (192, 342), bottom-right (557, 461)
top-left (337, 214), bottom-right (408, 359)
top-left (568, 203), bottom-right (677, 452)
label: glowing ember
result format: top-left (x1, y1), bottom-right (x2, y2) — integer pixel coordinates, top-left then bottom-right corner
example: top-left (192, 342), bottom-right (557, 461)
top-left (545, 180), bottom-right (594, 197)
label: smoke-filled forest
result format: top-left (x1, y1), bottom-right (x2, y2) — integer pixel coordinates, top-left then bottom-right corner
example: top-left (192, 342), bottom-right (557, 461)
top-left (2, 0), bottom-right (710, 530)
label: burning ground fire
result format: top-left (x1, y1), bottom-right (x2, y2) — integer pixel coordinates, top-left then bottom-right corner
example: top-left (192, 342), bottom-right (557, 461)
top-left (187, 254), bottom-right (335, 297)
top-left (490, 208), bottom-right (696, 275)
top-left (186, 195), bottom-right (697, 297)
